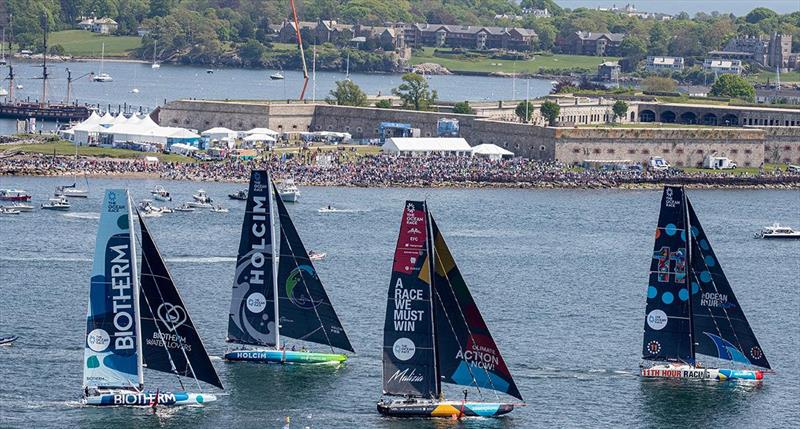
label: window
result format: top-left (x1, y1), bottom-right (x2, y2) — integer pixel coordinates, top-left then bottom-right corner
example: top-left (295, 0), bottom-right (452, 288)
top-left (539, 145), bottom-right (546, 151)
top-left (744, 149), bottom-right (752, 154)
top-left (628, 149), bottom-right (636, 154)
top-left (573, 148), bottom-right (581, 154)
top-left (662, 149), bottom-right (670, 154)
top-left (676, 148), bottom-right (684, 154)
top-left (642, 149), bottom-right (650, 155)
top-left (607, 148), bottom-right (615, 154)
top-left (292, 125), bottom-right (298, 129)
top-left (593, 148), bottom-right (601, 154)
top-left (730, 149), bottom-right (738, 154)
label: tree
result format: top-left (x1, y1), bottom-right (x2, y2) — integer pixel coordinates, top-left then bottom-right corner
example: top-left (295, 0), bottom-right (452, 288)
top-left (612, 100), bottom-right (628, 123)
top-left (375, 99), bottom-right (392, 108)
top-left (642, 76), bottom-right (677, 93)
top-left (48, 44), bottom-right (66, 56)
top-left (326, 80), bottom-right (368, 106)
top-left (149, 0), bottom-right (177, 18)
top-left (239, 39), bottom-right (266, 67)
top-left (452, 101), bottom-right (474, 114)
top-left (392, 73), bottom-right (438, 111)
top-left (515, 101), bottom-right (534, 123)
top-left (745, 7), bottom-right (778, 24)
top-left (709, 74), bottom-right (755, 102)
top-left (538, 101), bottom-right (559, 126)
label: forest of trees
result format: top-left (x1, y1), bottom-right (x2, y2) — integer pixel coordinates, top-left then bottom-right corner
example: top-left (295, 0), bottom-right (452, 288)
top-left (5, 1), bottom-right (799, 71)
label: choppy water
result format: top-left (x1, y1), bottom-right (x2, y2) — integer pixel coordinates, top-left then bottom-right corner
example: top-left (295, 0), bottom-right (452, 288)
top-left (0, 177), bottom-right (798, 428)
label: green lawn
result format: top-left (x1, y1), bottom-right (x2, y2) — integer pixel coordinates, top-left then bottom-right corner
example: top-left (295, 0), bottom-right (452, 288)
top-left (49, 30), bottom-right (142, 57)
top-left (750, 70), bottom-right (800, 84)
top-left (409, 48), bottom-right (616, 74)
top-left (1, 140), bottom-right (194, 163)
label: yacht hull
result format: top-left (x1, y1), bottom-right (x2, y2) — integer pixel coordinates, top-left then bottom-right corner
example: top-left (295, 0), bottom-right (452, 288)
top-left (224, 349), bottom-right (346, 364)
top-left (640, 364), bottom-right (764, 381)
top-left (84, 390), bottom-right (216, 406)
top-left (377, 400), bottom-right (515, 418)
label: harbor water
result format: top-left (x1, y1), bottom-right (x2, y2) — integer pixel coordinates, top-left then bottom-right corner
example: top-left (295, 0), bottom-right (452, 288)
top-left (0, 177), bottom-right (798, 427)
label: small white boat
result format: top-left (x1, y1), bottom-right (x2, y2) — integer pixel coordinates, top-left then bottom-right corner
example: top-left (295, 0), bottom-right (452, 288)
top-left (210, 205), bottom-right (229, 213)
top-left (130, 88), bottom-right (139, 93)
top-left (150, 185), bottom-right (172, 201)
top-left (308, 250), bottom-right (326, 261)
top-left (186, 201), bottom-right (213, 209)
top-left (151, 63), bottom-right (160, 69)
top-left (173, 203), bottom-right (196, 212)
top-left (192, 189), bottom-right (213, 204)
top-left (228, 189), bottom-right (248, 200)
top-left (0, 335), bottom-right (18, 346)
top-left (0, 88), bottom-right (8, 97)
top-left (41, 196), bottom-right (71, 211)
top-left (278, 179), bottom-right (300, 202)
top-left (15, 84), bottom-right (23, 90)
top-left (139, 199), bottom-right (172, 215)
top-left (0, 207), bottom-right (20, 215)
top-left (754, 223), bottom-right (800, 239)
top-left (55, 184), bottom-right (88, 198)
top-left (1, 202), bottom-right (33, 212)
top-left (92, 72), bottom-right (112, 82)
top-left (270, 72), bottom-right (285, 80)
top-left (140, 210), bottom-right (162, 218)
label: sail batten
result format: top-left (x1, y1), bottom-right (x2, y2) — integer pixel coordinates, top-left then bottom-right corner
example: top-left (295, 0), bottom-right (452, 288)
top-left (138, 212), bottom-right (224, 389)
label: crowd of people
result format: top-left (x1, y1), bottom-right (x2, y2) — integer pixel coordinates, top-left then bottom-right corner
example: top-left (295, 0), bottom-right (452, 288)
top-left (2, 151), bottom-right (798, 188)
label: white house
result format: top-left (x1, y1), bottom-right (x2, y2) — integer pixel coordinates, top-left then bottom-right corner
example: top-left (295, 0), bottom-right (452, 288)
top-left (646, 56), bottom-right (685, 73)
top-left (382, 137), bottom-right (472, 157)
top-left (703, 59), bottom-right (743, 75)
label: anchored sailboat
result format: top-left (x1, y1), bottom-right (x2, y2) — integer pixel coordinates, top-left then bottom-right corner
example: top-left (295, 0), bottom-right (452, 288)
top-left (224, 170), bottom-right (354, 364)
top-left (378, 201), bottom-right (523, 417)
top-left (82, 189), bottom-right (222, 406)
top-left (641, 186), bottom-right (770, 381)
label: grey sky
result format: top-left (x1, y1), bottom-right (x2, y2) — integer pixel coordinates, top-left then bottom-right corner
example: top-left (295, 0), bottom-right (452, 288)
top-left (554, 1), bottom-right (799, 16)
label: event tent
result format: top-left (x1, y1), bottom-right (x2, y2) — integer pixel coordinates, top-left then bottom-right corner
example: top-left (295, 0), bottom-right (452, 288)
top-left (382, 137), bottom-right (472, 157)
top-left (471, 143), bottom-right (515, 161)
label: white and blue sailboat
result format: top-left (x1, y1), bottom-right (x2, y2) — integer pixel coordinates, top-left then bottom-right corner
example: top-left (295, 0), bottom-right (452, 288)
top-left (641, 186), bottom-right (771, 381)
top-left (83, 189), bottom-right (223, 406)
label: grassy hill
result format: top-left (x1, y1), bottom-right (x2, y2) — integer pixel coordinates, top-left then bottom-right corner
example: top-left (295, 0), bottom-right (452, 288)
top-left (49, 30), bottom-right (142, 58)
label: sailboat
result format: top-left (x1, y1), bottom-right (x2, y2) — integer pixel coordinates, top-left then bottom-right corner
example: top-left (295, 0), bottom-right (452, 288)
top-left (93, 43), bottom-right (112, 82)
top-left (224, 170), bottom-right (354, 364)
top-left (378, 201), bottom-right (523, 417)
top-left (55, 140), bottom-right (89, 197)
top-left (151, 40), bottom-right (161, 69)
top-left (83, 189), bottom-right (223, 406)
top-left (641, 186), bottom-right (770, 381)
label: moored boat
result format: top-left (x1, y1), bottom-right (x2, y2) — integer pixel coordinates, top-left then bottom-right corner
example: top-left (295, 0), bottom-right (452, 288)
top-left (55, 184), bottom-right (89, 198)
top-left (0, 189), bottom-right (32, 201)
top-left (173, 203), bottom-right (196, 212)
top-left (378, 201), bottom-right (523, 418)
top-left (228, 189), bottom-right (248, 200)
top-left (0, 207), bottom-right (20, 215)
top-left (224, 170), bottom-right (354, 364)
top-left (640, 186), bottom-right (771, 381)
top-left (41, 196), bottom-right (71, 211)
top-left (1, 202), bottom-right (34, 212)
top-left (82, 190), bottom-right (223, 406)
top-left (753, 223), bottom-right (800, 239)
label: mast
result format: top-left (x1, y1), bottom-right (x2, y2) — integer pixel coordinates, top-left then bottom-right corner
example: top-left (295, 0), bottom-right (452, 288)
top-left (41, 17), bottom-right (48, 104)
top-left (129, 193), bottom-right (145, 388)
top-left (683, 187), bottom-right (696, 365)
top-left (425, 201), bottom-right (441, 398)
top-left (268, 173), bottom-right (281, 349)
top-left (7, 65), bottom-right (14, 100)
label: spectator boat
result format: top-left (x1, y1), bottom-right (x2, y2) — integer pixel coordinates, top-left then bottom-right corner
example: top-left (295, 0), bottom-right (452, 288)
top-left (55, 183), bottom-right (89, 198)
top-left (641, 186), bottom-right (770, 381)
top-left (228, 189), bottom-right (248, 200)
top-left (0, 207), bottom-right (20, 215)
top-left (270, 72), bottom-right (284, 80)
top-left (211, 205), bottom-right (229, 213)
top-left (0, 335), bottom-right (18, 346)
top-left (224, 171), bottom-right (354, 365)
top-left (278, 179), bottom-right (300, 202)
top-left (377, 201), bottom-right (523, 418)
top-left (192, 189), bottom-right (213, 204)
top-left (173, 203), bottom-right (196, 212)
top-left (753, 223), bottom-right (800, 239)
top-left (0, 189), bottom-right (32, 201)
top-left (82, 190), bottom-right (223, 406)
top-left (1, 202), bottom-right (33, 212)
top-left (308, 250), bottom-right (326, 261)
top-left (150, 185), bottom-right (172, 201)
top-left (41, 196), bottom-right (71, 211)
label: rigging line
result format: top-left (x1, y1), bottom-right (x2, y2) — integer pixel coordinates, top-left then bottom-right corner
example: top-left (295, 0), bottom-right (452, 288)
top-left (276, 195), bottom-right (338, 354)
top-left (137, 214), bottom-right (204, 391)
top-left (431, 232), bottom-right (502, 400)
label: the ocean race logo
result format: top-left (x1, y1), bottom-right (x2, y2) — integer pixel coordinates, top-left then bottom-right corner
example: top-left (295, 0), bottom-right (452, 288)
top-left (664, 187), bottom-right (680, 208)
top-left (87, 328), bottom-right (111, 352)
top-left (392, 337), bottom-right (416, 361)
top-left (647, 309), bottom-right (668, 330)
top-left (286, 265), bottom-right (323, 309)
top-left (157, 303), bottom-right (187, 331)
top-left (106, 191), bottom-right (125, 213)
top-left (247, 292), bottom-right (267, 313)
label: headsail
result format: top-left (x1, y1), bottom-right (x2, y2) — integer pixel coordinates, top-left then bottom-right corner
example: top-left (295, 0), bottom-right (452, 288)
top-left (138, 212), bottom-right (224, 389)
top-left (273, 184), bottom-right (354, 352)
top-left (687, 201), bottom-right (771, 369)
top-left (227, 170), bottom-right (277, 347)
top-left (383, 201), bottom-right (438, 398)
top-left (83, 189), bottom-right (141, 389)
top-left (429, 216), bottom-right (523, 400)
top-left (642, 186), bottom-right (694, 364)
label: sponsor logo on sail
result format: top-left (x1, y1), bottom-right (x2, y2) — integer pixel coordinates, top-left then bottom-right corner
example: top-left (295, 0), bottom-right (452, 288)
top-left (109, 243), bottom-right (135, 351)
top-left (87, 328), bottom-right (111, 352)
top-left (246, 292), bottom-right (267, 313)
top-left (393, 338), bottom-right (416, 361)
top-left (647, 309), bottom-right (668, 330)
top-left (647, 340), bottom-right (661, 354)
top-left (456, 342), bottom-right (500, 371)
top-left (388, 368), bottom-right (424, 384)
top-left (157, 303), bottom-right (187, 331)
top-left (664, 187), bottom-right (680, 208)
top-left (286, 265), bottom-right (323, 309)
top-left (700, 292), bottom-right (734, 309)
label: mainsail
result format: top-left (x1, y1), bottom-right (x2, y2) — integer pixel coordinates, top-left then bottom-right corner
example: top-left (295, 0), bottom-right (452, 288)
top-left (383, 201), bottom-right (438, 398)
top-left (273, 183), bottom-right (354, 352)
top-left (642, 186), bottom-right (694, 364)
top-left (138, 212), bottom-right (224, 389)
top-left (687, 201), bottom-right (771, 369)
top-left (83, 189), bottom-right (142, 389)
top-left (227, 170), bottom-right (277, 347)
top-left (430, 216), bottom-right (522, 400)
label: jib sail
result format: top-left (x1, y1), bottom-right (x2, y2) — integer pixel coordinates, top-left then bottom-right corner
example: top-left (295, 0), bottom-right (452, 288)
top-left (273, 184), bottom-right (354, 352)
top-left (138, 212), bottom-right (224, 389)
top-left (430, 216), bottom-right (523, 400)
top-left (83, 189), bottom-right (142, 389)
top-left (382, 201), bottom-right (438, 398)
top-left (642, 186), bottom-right (694, 364)
top-left (227, 170), bottom-right (277, 347)
top-left (687, 201), bottom-right (770, 369)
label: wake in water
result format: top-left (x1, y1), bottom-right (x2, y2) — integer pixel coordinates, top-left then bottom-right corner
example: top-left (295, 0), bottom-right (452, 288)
top-left (317, 208), bottom-right (371, 214)
top-left (62, 212), bottom-right (100, 220)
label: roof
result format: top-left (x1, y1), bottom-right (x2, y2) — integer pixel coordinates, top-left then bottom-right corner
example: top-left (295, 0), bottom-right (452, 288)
top-left (412, 23), bottom-right (536, 38)
top-left (93, 18), bottom-right (118, 25)
top-left (383, 137), bottom-right (472, 153)
top-left (575, 31), bottom-right (625, 42)
top-left (202, 126), bottom-right (237, 135)
top-left (471, 144), bottom-right (514, 156)
top-left (245, 127), bottom-right (279, 136)
top-left (243, 133), bottom-right (277, 142)
top-left (648, 57), bottom-right (683, 65)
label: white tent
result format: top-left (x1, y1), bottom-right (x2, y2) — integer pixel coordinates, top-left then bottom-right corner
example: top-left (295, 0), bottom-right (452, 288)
top-left (243, 127), bottom-right (279, 137)
top-left (99, 112), bottom-right (115, 125)
top-left (471, 143), bottom-right (514, 161)
top-left (382, 137), bottom-right (472, 157)
top-left (112, 113), bottom-right (129, 124)
top-left (243, 133), bottom-right (277, 143)
top-left (72, 112), bottom-right (107, 145)
top-left (202, 127), bottom-right (238, 141)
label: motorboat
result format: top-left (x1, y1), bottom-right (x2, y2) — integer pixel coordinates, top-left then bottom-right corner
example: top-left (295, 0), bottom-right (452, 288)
top-left (206, 69), bottom-right (214, 74)
top-left (192, 189), bottom-right (213, 204)
top-left (278, 179), bottom-right (300, 202)
top-left (41, 196), bottom-right (71, 211)
top-left (139, 199), bottom-right (172, 215)
top-left (0, 189), bottom-right (32, 201)
top-left (754, 223), bottom-right (800, 239)
top-left (186, 201), bottom-right (213, 209)
top-left (173, 203), bottom-right (196, 212)
top-left (0, 207), bottom-right (20, 215)
top-left (55, 183), bottom-right (88, 198)
top-left (270, 72), bottom-right (284, 80)
top-left (318, 205), bottom-right (339, 213)
top-left (0, 202), bottom-right (33, 212)
top-left (0, 335), bottom-right (18, 346)
top-left (150, 185), bottom-right (172, 201)
top-left (92, 72), bottom-right (113, 82)
top-left (140, 210), bottom-right (162, 218)
top-left (210, 205), bottom-right (229, 213)
top-left (228, 189), bottom-right (248, 200)
top-left (308, 250), bottom-right (326, 261)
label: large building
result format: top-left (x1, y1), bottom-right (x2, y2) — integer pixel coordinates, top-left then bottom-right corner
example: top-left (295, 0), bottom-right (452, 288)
top-left (703, 59), bottom-right (743, 75)
top-left (402, 24), bottom-right (536, 51)
top-left (717, 33), bottom-right (798, 71)
top-left (645, 56), bottom-right (684, 73)
top-left (562, 31), bottom-right (625, 56)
